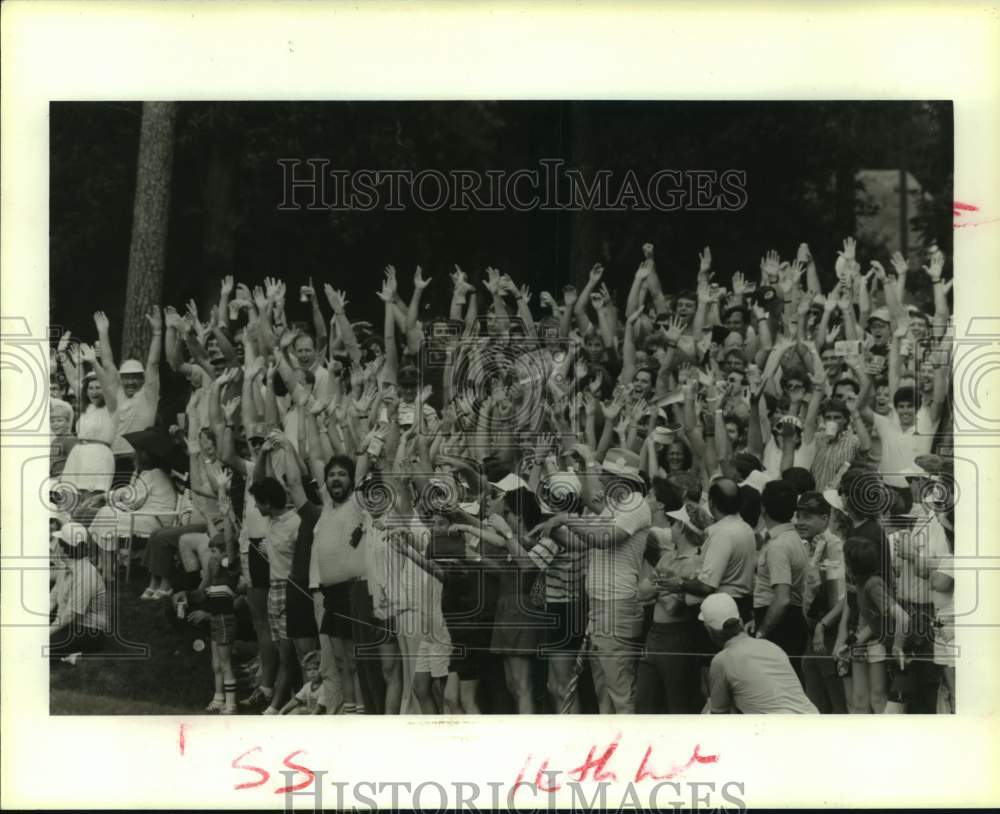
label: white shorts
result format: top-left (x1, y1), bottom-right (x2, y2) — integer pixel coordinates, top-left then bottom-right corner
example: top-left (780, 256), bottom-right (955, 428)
top-left (415, 636), bottom-right (451, 678)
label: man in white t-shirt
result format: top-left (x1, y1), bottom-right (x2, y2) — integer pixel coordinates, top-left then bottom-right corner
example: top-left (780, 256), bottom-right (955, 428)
top-left (863, 385), bottom-right (941, 488)
top-left (536, 448), bottom-right (651, 714)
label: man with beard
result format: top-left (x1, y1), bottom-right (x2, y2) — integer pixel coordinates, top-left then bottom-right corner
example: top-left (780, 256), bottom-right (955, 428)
top-left (309, 453), bottom-right (385, 714)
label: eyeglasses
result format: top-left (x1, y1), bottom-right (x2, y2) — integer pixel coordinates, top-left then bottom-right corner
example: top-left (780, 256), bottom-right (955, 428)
top-left (786, 383), bottom-right (805, 392)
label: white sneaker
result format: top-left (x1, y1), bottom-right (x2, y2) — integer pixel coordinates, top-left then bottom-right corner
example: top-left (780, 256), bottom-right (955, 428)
top-left (205, 699), bottom-right (225, 713)
top-left (261, 706), bottom-right (279, 715)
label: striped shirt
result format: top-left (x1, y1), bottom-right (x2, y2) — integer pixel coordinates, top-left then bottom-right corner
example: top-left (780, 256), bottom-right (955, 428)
top-left (529, 537), bottom-right (586, 603)
top-left (810, 431), bottom-right (861, 492)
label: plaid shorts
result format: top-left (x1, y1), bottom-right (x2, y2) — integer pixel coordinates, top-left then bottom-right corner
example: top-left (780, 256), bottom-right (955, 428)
top-left (267, 579), bottom-right (288, 641)
top-left (210, 612), bottom-right (237, 646)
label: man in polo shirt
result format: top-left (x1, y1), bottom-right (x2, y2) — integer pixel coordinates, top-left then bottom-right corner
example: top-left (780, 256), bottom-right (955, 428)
top-left (534, 448), bottom-right (651, 714)
top-left (701, 593), bottom-right (818, 715)
top-left (754, 480), bottom-right (809, 679)
top-left (657, 479), bottom-right (756, 624)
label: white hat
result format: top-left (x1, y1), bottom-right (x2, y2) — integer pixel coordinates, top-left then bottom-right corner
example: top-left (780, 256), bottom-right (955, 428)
top-left (739, 469), bottom-right (776, 494)
top-left (698, 592), bottom-right (741, 630)
top-left (489, 473), bottom-right (529, 493)
top-left (54, 521), bottom-right (91, 548)
top-left (119, 359), bottom-right (144, 375)
top-left (867, 307), bottom-right (891, 325)
top-left (822, 489), bottom-right (845, 511)
top-left (664, 505), bottom-right (703, 537)
top-left (600, 448), bottom-right (643, 482)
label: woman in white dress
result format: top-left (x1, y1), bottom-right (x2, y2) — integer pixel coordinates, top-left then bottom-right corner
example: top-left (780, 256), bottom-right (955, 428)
top-left (62, 350), bottom-right (118, 505)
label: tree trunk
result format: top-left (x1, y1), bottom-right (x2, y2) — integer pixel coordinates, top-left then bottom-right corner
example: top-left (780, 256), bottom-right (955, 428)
top-left (121, 102), bottom-right (177, 361)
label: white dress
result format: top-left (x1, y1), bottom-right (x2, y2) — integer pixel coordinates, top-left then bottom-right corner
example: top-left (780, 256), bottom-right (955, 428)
top-left (61, 405), bottom-right (116, 493)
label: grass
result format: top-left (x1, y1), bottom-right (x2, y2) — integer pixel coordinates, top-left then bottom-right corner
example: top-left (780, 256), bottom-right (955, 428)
top-left (50, 577), bottom-right (256, 715)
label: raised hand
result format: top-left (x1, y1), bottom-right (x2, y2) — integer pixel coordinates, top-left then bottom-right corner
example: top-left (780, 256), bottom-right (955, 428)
top-left (93, 311), bottom-right (110, 334)
top-left (641, 242), bottom-right (654, 260)
top-left (731, 270), bottom-right (747, 297)
top-left (589, 289), bottom-right (607, 310)
top-left (890, 251), bottom-right (909, 278)
top-left (663, 315), bottom-right (685, 344)
top-left (796, 242), bottom-right (811, 263)
top-left (414, 265), bottom-right (432, 290)
top-left (574, 358), bottom-right (589, 380)
top-left (779, 260), bottom-right (805, 295)
top-left (220, 275), bottom-right (235, 298)
top-left (222, 396), bottom-right (242, 421)
top-left (588, 263), bottom-right (604, 284)
top-left (145, 306), bottom-right (163, 333)
top-left (252, 286), bottom-right (268, 312)
top-left (761, 250), bottom-right (781, 282)
top-left (562, 285), bottom-right (578, 307)
top-left (698, 246), bottom-right (712, 276)
top-left (626, 306), bottom-right (644, 325)
top-left (539, 291), bottom-right (557, 311)
top-left (752, 303), bottom-right (769, 322)
top-left (300, 277), bottom-right (316, 302)
top-left (634, 259), bottom-right (653, 283)
top-left (922, 247), bottom-right (945, 282)
top-left (614, 415), bottom-right (631, 440)
top-left (326, 286), bottom-right (349, 313)
top-left (518, 284), bottom-right (532, 304)
top-left (582, 392), bottom-right (597, 417)
top-left (57, 330), bottom-right (72, 354)
top-left (601, 390), bottom-right (627, 420)
top-left (842, 236), bottom-right (857, 261)
top-left (79, 342), bottom-right (96, 365)
top-left (483, 267), bottom-right (501, 295)
top-left (375, 274), bottom-right (396, 303)
top-left (356, 380), bottom-right (379, 413)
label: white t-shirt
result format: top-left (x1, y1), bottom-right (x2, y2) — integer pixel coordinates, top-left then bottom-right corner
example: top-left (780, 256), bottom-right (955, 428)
top-left (872, 407), bottom-right (939, 487)
top-left (585, 495), bottom-right (652, 601)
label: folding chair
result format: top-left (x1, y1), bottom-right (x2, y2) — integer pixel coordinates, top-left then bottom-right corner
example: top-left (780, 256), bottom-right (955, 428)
top-left (125, 490), bottom-right (193, 583)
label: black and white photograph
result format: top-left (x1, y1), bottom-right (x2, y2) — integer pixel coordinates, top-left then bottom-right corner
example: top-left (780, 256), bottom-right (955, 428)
top-left (3, 3), bottom-right (999, 811)
top-left (46, 99), bottom-right (956, 717)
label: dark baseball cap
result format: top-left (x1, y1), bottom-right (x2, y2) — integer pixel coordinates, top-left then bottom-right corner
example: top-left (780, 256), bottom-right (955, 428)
top-left (797, 490), bottom-right (831, 515)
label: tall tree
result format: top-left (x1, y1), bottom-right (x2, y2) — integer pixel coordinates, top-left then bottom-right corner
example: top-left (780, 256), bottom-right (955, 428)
top-left (121, 102), bottom-right (177, 360)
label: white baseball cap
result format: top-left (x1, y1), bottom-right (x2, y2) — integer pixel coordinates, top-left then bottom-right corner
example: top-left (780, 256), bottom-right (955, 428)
top-left (489, 473), bottom-right (529, 493)
top-left (698, 592), bottom-right (741, 631)
top-left (664, 505), bottom-right (703, 537)
top-left (119, 359), bottom-right (144, 375)
top-left (54, 522), bottom-right (91, 548)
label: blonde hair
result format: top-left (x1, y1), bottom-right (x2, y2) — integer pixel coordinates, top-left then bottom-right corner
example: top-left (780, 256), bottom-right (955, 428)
top-left (50, 398), bottom-right (75, 425)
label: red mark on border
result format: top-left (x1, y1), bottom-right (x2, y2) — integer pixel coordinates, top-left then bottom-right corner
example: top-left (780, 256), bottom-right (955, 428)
top-left (567, 733), bottom-right (621, 783)
top-left (634, 743), bottom-right (719, 783)
top-left (178, 723), bottom-right (186, 756)
top-left (274, 750), bottom-right (316, 795)
top-left (232, 746), bottom-right (270, 790)
top-left (953, 200), bottom-right (999, 228)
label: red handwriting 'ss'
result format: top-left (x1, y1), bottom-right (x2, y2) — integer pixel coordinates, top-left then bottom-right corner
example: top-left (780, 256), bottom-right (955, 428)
top-left (232, 748), bottom-right (315, 793)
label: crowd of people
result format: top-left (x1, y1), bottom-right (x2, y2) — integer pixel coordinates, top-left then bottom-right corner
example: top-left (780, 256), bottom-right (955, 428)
top-left (48, 237), bottom-right (957, 715)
